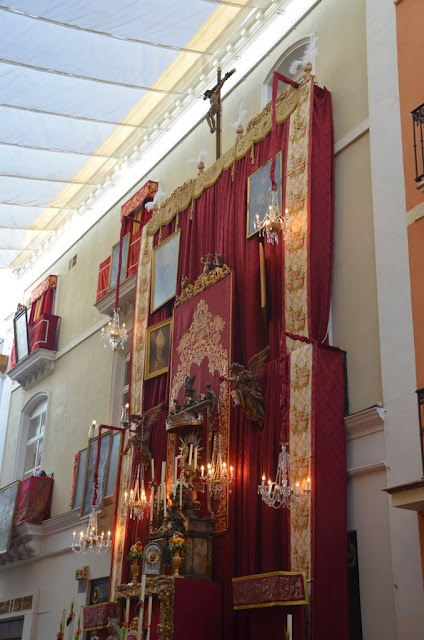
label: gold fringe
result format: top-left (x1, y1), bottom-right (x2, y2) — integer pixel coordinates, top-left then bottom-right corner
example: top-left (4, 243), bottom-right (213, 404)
top-left (145, 83), bottom-right (300, 236)
top-left (250, 144), bottom-right (255, 165)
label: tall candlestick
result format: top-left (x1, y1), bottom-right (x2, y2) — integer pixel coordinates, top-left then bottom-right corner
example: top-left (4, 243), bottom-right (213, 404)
top-left (163, 482), bottom-right (167, 518)
top-left (287, 614), bottom-right (292, 640)
top-left (151, 458), bottom-right (155, 481)
top-left (146, 595), bottom-right (153, 640)
top-left (161, 461), bottom-right (166, 485)
top-left (188, 444), bottom-right (193, 466)
top-left (194, 447), bottom-right (198, 471)
top-left (137, 575), bottom-right (147, 640)
top-left (179, 476), bottom-right (183, 507)
top-left (149, 486), bottom-right (155, 522)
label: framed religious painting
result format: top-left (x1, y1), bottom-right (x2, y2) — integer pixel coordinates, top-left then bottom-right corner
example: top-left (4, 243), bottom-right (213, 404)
top-left (71, 448), bottom-right (87, 511)
top-left (246, 152), bottom-right (282, 238)
top-left (109, 233), bottom-right (130, 291)
top-left (150, 229), bottom-right (181, 312)
top-left (0, 480), bottom-right (20, 554)
top-left (80, 432), bottom-right (111, 517)
top-left (13, 307), bottom-right (30, 362)
top-left (145, 318), bottom-right (172, 380)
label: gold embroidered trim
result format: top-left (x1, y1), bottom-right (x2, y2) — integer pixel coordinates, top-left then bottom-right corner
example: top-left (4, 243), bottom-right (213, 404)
top-left (175, 265), bottom-right (231, 307)
top-left (145, 86), bottom-right (299, 236)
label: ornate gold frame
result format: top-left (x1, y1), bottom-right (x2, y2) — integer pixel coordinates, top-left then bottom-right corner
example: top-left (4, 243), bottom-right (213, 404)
top-left (150, 229), bottom-right (181, 313)
top-left (145, 317), bottom-right (172, 380)
top-left (246, 151), bottom-right (283, 239)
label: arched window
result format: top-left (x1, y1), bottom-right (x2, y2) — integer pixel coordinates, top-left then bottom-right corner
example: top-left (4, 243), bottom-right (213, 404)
top-left (24, 400), bottom-right (47, 478)
top-left (15, 391), bottom-right (49, 480)
top-left (262, 37), bottom-right (314, 107)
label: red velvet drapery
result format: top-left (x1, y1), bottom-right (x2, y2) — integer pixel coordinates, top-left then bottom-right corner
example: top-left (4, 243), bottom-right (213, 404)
top-left (125, 84), bottom-right (344, 640)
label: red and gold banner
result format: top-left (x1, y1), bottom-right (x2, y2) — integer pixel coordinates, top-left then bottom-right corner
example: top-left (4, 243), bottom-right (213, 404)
top-left (121, 180), bottom-right (157, 218)
top-left (30, 275), bottom-right (57, 305)
top-left (83, 603), bottom-right (117, 630)
top-left (14, 476), bottom-right (54, 526)
top-left (232, 571), bottom-right (308, 610)
top-left (169, 272), bottom-right (232, 532)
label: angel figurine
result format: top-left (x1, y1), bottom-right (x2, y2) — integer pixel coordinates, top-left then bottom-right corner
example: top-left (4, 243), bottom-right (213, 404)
top-left (123, 401), bottom-right (165, 460)
top-left (220, 346), bottom-right (270, 429)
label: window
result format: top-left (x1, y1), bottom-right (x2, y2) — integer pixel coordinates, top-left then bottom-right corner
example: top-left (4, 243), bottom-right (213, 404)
top-left (23, 400), bottom-right (46, 478)
top-left (262, 37), bottom-right (313, 107)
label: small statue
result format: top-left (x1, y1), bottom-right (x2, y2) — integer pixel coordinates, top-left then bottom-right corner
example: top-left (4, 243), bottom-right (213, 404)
top-left (170, 398), bottom-right (182, 415)
top-left (205, 383), bottom-right (216, 401)
top-left (203, 69), bottom-right (236, 133)
top-left (220, 346), bottom-right (270, 429)
top-left (14, 303), bottom-right (26, 316)
top-left (123, 402), bottom-right (165, 459)
top-left (183, 375), bottom-right (196, 407)
top-left (181, 275), bottom-right (191, 290)
top-left (106, 617), bottom-right (121, 640)
top-left (201, 253), bottom-right (214, 274)
top-left (213, 252), bottom-right (223, 269)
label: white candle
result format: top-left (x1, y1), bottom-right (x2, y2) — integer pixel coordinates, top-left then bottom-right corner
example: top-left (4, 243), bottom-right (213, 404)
top-left (156, 484), bottom-right (161, 511)
top-left (188, 444), bottom-right (193, 466)
top-left (161, 461), bottom-right (166, 485)
top-left (173, 456), bottom-right (178, 486)
top-left (194, 447), bottom-right (198, 471)
top-left (149, 486), bottom-right (155, 522)
top-left (201, 465), bottom-right (204, 478)
top-left (125, 597), bottom-right (130, 624)
top-left (151, 458), bottom-right (155, 481)
top-left (307, 477), bottom-right (311, 492)
top-left (287, 613), bottom-right (292, 640)
top-left (163, 482), bottom-right (167, 518)
top-left (146, 595), bottom-right (153, 640)
top-left (137, 574), bottom-right (147, 640)
top-left (261, 474), bottom-right (265, 487)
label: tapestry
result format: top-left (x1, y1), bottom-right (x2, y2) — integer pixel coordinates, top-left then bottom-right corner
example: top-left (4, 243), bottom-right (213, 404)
top-left (169, 272), bottom-right (232, 532)
top-left (232, 571), bottom-right (308, 609)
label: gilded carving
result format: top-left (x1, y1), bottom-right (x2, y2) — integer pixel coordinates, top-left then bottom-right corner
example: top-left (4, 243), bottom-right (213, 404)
top-left (175, 265), bottom-right (231, 307)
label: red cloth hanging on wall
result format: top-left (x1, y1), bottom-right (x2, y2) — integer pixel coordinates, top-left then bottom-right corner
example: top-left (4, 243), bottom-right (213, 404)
top-left (29, 275), bottom-right (57, 323)
top-left (128, 84), bottom-right (340, 640)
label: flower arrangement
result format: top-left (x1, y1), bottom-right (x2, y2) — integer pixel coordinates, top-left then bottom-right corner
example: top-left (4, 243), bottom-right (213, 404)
top-left (169, 531), bottom-right (187, 556)
top-left (127, 539), bottom-right (144, 561)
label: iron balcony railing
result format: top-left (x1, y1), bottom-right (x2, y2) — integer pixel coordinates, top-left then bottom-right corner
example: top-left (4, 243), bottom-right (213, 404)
top-left (415, 388), bottom-right (424, 477)
top-left (412, 103), bottom-right (424, 183)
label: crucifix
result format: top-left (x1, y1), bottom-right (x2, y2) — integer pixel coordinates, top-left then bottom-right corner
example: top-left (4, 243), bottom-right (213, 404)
top-left (203, 67), bottom-right (236, 160)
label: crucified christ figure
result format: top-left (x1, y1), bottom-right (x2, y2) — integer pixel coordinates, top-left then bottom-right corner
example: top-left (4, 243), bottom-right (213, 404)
top-left (203, 68), bottom-right (236, 134)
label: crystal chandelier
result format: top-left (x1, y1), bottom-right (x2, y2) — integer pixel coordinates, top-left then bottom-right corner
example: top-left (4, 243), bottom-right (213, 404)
top-left (100, 309), bottom-right (128, 351)
top-left (71, 507), bottom-right (111, 553)
top-left (254, 187), bottom-right (287, 244)
top-left (123, 464), bottom-right (149, 520)
top-left (258, 443), bottom-right (310, 509)
top-left (200, 433), bottom-right (234, 500)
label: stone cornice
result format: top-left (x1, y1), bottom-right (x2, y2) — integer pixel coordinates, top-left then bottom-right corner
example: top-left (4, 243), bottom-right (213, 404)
top-left (344, 405), bottom-right (385, 440)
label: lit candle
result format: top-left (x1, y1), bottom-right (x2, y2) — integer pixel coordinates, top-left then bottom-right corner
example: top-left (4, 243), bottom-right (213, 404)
top-left (201, 465), bottom-right (204, 478)
top-left (194, 447), bottom-right (198, 471)
top-left (163, 482), bottom-right (167, 518)
top-left (150, 486), bottom-right (155, 522)
top-left (73, 530), bottom-right (76, 540)
top-left (261, 474), bottom-right (265, 487)
top-left (161, 461), bottom-right (166, 485)
top-left (188, 444), bottom-right (193, 466)
top-left (146, 595), bottom-right (153, 640)
top-left (151, 458), bottom-right (155, 481)
top-left (295, 482), bottom-right (300, 497)
top-left (107, 530), bottom-right (111, 542)
top-left (230, 465), bottom-right (234, 479)
top-left (287, 613), bottom-right (292, 640)
top-left (307, 477), bottom-right (311, 492)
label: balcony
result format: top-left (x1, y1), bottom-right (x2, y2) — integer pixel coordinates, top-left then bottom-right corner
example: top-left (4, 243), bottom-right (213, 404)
top-left (411, 103), bottom-right (424, 192)
top-left (8, 313), bottom-right (60, 390)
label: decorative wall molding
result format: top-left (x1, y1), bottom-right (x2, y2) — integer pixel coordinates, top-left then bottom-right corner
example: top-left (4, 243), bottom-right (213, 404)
top-left (348, 460), bottom-right (388, 478)
top-left (7, 349), bottom-right (56, 391)
top-left (344, 405), bottom-right (385, 440)
top-left (406, 199), bottom-right (424, 226)
top-left (334, 119), bottom-right (369, 156)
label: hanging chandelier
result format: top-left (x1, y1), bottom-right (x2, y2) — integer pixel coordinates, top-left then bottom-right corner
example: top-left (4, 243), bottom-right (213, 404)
top-left (71, 507), bottom-right (111, 553)
top-left (258, 443), bottom-right (310, 509)
top-left (123, 464), bottom-right (149, 520)
top-left (254, 187), bottom-right (287, 245)
top-left (200, 433), bottom-right (234, 500)
top-left (100, 308), bottom-right (128, 351)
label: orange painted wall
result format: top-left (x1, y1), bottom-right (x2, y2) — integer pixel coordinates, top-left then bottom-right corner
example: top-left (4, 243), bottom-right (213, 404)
top-left (396, 0), bottom-right (424, 212)
top-left (408, 216), bottom-right (424, 387)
